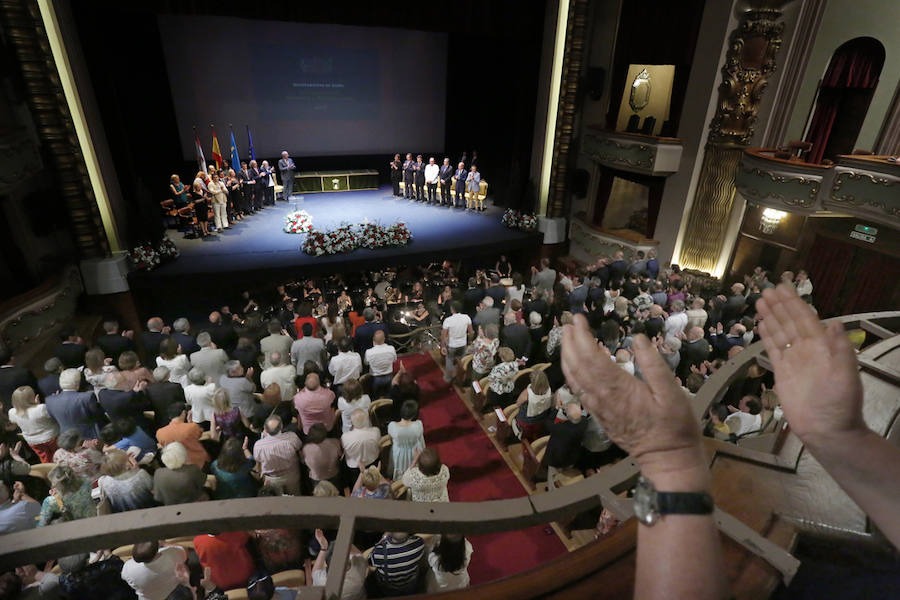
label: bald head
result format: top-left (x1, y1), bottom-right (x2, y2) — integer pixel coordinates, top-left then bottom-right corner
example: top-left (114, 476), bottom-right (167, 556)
top-left (305, 372), bottom-right (320, 390)
top-left (565, 403), bottom-right (583, 423)
top-left (373, 330), bottom-right (385, 345)
top-left (269, 351), bottom-right (283, 366)
top-left (649, 304), bottom-right (664, 318)
top-left (687, 326), bottom-right (704, 341)
top-left (147, 317), bottom-right (164, 332)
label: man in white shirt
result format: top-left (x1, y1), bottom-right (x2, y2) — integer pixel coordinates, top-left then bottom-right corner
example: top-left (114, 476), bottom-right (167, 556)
top-left (121, 540), bottom-right (186, 600)
top-left (365, 330), bottom-right (397, 398)
top-left (424, 157), bottom-right (440, 204)
top-left (685, 297), bottom-right (708, 331)
top-left (329, 337), bottom-right (363, 393)
top-left (724, 395), bottom-right (763, 437)
top-left (189, 332), bottom-right (228, 382)
top-left (442, 301), bottom-right (473, 382)
top-left (664, 299), bottom-right (689, 339)
top-left (260, 351), bottom-right (296, 401)
top-left (341, 409), bottom-right (381, 475)
top-left (795, 269), bottom-right (813, 297)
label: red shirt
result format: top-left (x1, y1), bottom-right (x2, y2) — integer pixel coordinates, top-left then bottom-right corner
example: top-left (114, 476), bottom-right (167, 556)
top-left (194, 531), bottom-right (254, 591)
top-left (293, 316), bottom-right (318, 339)
top-left (348, 312), bottom-right (366, 337)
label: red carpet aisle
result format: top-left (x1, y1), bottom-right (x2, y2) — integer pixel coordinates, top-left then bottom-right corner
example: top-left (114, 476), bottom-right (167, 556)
top-left (398, 353), bottom-right (567, 585)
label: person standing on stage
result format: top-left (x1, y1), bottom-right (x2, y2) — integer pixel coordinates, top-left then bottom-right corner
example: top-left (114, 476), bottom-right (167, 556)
top-left (454, 162), bottom-right (466, 208)
top-left (208, 171), bottom-right (229, 232)
top-left (246, 160), bottom-right (261, 212)
top-left (390, 154), bottom-right (402, 197)
top-left (414, 155), bottom-right (426, 202)
top-left (402, 153), bottom-right (415, 199)
top-left (438, 158), bottom-right (453, 206)
top-left (466, 164), bottom-right (482, 211)
top-left (225, 168), bottom-right (243, 222)
top-left (425, 157), bottom-right (439, 204)
top-left (259, 160), bottom-right (275, 206)
top-left (279, 151), bottom-right (296, 201)
top-left (191, 180), bottom-right (210, 237)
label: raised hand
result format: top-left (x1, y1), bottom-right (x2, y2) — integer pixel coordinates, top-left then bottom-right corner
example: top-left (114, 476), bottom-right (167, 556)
top-left (756, 284), bottom-right (865, 448)
top-left (562, 314), bottom-right (702, 479)
top-left (315, 528), bottom-right (329, 551)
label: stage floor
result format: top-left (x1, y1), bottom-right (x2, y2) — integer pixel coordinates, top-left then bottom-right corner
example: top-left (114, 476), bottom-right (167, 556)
top-left (153, 185), bottom-right (540, 277)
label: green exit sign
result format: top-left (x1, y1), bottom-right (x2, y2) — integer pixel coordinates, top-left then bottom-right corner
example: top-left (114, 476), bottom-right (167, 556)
top-left (854, 224), bottom-right (878, 235)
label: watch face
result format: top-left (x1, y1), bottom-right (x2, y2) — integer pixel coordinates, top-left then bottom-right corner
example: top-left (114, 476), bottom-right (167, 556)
top-left (634, 476), bottom-right (659, 526)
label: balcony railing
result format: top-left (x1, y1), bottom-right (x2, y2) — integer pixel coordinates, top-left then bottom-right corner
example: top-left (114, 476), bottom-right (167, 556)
top-left (736, 149), bottom-right (900, 228)
top-left (581, 127), bottom-right (683, 176)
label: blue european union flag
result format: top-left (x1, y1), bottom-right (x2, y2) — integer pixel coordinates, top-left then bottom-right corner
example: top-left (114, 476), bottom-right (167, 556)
top-left (229, 130), bottom-right (241, 170)
top-left (246, 125), bottom-right (255, 162)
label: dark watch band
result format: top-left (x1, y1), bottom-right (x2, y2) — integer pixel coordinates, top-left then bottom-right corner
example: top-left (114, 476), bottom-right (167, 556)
top-left (657, 491), bottom-right (715, 515)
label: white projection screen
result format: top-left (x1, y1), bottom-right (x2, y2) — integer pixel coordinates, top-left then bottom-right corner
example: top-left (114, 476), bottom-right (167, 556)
top-left (159, 15), bottom-right (447, 158)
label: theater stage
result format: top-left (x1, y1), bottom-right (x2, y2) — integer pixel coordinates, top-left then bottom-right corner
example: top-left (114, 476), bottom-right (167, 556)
top-left (130, 185), bottom-right (540, 316)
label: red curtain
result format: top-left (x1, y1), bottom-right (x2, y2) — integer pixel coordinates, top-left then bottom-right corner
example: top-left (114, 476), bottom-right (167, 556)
top-left (843, 252), bottom-right (900, 315)
top-left (806, 236), bottom-right (853, 317)
top-left (804, 38), bottom-right (884, 164)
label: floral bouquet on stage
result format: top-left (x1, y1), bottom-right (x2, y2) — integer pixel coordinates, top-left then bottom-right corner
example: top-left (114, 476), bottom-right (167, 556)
top-left (302, 230), bottom-right (330, 256)
top-left (128, 243), bottom-right (161, 271)
top-left (157, 234), bottom-right (180, 261)
top-left (329, 224), bottom-right (358, 254)
top-left (359, 222), bottom-right (390, 249)
top-left (501, 208), bottom-right (538, 231)
top-left (283, 210), bottom-right (314, 234)
top-left (385, 222), bottom-right (412, 247)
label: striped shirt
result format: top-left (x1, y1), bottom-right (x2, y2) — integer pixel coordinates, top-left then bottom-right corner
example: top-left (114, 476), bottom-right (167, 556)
top-left (369, 535), bottom-right (425, 593)
top-left (252, 431), bottom-right (302, 478)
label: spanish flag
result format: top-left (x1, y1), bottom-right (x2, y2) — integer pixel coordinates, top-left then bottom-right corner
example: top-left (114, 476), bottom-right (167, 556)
top-left (210, 126), bottom-right (223, 169)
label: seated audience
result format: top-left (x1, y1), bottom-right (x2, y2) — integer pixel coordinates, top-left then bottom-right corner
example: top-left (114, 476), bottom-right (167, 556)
top-left (53, 429), bottom-right (104, 483)
top-left (38, 465), bottom-right (94, 526)
top-left (0, 479), bottom-right (40, 534)
top-left (152, 442), bottom-right (207, 506)
top-left (402, 447), bottom-right (450, 502)
top-left (514, 370), bottom-right (553, 442)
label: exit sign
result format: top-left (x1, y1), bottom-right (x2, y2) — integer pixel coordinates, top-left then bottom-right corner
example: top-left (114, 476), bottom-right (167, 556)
top-left (854, 224), bottom-right (878, 235)
top-left (850, 230), bottom-right (876, 243)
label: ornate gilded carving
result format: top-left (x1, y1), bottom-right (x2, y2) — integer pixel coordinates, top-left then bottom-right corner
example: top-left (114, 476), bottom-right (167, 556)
top-left (737, 166), bottom-right (819, 207)
top-left (709, 9), bottom-right (785, 146)
top-left (0, 0), bottom-right (109, 258)
top-left (547, 0), bottom-right (588, 218)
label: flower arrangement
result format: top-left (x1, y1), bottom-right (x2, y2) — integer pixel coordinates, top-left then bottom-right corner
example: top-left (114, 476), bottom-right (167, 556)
top-left (283, 210), bottom-right (314, 234)
top-left (128, 234), bottom-right (180, 271)
top-left (302, 220), bottom-right (413, 256)
top-left (128, 243), bottom-right (161, 271)
top-left (502, 208), bottom-right (539, 231)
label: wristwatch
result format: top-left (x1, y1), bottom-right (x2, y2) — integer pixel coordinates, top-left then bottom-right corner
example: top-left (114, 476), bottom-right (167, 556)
top-left (633, 475), bottom-right (714, 526)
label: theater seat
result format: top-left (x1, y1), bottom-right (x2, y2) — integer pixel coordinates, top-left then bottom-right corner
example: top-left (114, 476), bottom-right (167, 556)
top-left (272, 569), bottom-right (305, 587)
top-left (369, 398), bottom-right (394, 434)
top-left (29, 463), bottom-right (56, 481)
top-left (391, 479), bottom-right (408, 500)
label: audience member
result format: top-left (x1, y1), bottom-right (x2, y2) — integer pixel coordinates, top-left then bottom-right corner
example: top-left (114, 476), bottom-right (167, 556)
top-left (253, 416), bottom-right (302, 495)
top-left (8, 386), bottom-right (58, 462)
top-left (402, 447), bottom-right (450, 502)
top-left (389, 400), bottom-right (425, 479)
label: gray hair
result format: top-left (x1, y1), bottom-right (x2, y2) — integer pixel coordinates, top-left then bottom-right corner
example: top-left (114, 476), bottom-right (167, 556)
top-left (57, 429), bottom-right (83, 451)
top-left (225, 360), bottom-right (242, 375)
top-left (196, 331), bottom-right (212, 347)
top-left (187, 367), bottom-right (206, 386)
top-left (482, 296), bottom-right (494, 308)
top-left (161, 442), bottom-right (187, 469)
top-left (363, 307), bottom-right (375, 322)
top-left (483, 323), bottom-right (499, 340)
top-left (671, 299), bottom-right (685, 312)
top-left (173, 318), bottom-right (190, 333)
top-left (503, 311), bottom-right (517, 326)
top-left (59, 368), bottom-right (82, 391)
top-left (153, 366), bottom-right (170, 382)
top-left (350, 408), bottom-right (371, 429)
top-left (43, 357), bottom-right (63, 374)
top-left (529, 311), bottom-right (542, 326)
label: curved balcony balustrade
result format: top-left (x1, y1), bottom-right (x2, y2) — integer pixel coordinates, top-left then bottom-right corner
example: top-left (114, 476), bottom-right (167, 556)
top-left (581, 126), bottom-right (684, 176)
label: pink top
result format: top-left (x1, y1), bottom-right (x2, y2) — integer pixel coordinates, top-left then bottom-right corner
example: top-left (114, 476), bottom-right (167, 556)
top-left (252, 431), bottom-right (302, 478)
top-left (301, 438), bottom-right (342, 481)
top-left (293, 387), bottom-right (336, 434)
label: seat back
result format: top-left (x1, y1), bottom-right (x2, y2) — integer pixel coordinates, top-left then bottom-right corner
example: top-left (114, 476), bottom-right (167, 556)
top-left (369, 398), bottom-right (394, 434)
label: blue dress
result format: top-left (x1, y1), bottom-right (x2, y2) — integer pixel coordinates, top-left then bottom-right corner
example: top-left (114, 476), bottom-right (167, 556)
top-left (388, 420), bottom-right (425, 480)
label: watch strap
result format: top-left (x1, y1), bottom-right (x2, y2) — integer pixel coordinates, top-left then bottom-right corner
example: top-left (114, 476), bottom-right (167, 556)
top-left (656, 491), bottom-right (714, 516)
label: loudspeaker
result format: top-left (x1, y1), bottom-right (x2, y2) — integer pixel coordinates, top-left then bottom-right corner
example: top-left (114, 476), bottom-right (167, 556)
top-left (585, 67), bottom-right (605, 101)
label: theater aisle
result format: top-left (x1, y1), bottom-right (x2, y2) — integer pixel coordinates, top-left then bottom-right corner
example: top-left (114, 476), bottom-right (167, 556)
top-left (398, 352), bottom-right (567, 585)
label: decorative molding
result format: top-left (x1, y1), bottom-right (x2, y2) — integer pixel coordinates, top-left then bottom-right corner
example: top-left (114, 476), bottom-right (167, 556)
top-left (736, 166), bottom-right (820, 208)
top-left (828, 171), bottom-right (900, 217)
top-left (582, 135), bottom-right (654, 170)
top-left (0, 0), bottom-right (109, 258)
top-left (0, 266), bottom-right (83, 354)
top-left (709, 9), bottom-right (786, 146)
top-left (547, 0), bottom-right (589, 219)
top-left (760, 0), bottom-right (826, 147)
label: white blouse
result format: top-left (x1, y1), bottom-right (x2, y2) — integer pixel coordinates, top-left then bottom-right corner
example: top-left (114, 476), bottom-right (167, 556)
top-left (426, 538), bottom-right (473, 592)
top-left (8, 405), bottom-right (59, 445)
top-left (337, 394), bottom-right (372, 434)
top-left (157, 355), bottom-right (191, 387)
top-left (185, 383), bottom-right (217, 423)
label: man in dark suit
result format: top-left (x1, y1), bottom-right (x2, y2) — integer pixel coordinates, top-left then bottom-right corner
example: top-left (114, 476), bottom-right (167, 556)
top-left (353, 308), bottom-right (389, 357)
top-left (95, 320), bottom-right (135, 365)
top-left (171, 318), bottom-right (199, 355)
top-left (721, 283), bottom-right (747, 326)
top-left (677, 327), bottom-right (711, 383)
top-left (238, 161), bottom-right (256, 214)
top-left (453, 162), bottom-right (467, 208)
top-left (202, 311), bottom-right (237, 354)
top-left (140, 317), bottom-right (169, 361)
top-left (248, 160), bottom-right (262, 211)
top-left (54, 329), bottom-right (88, 369)
top-left (0, 349), bottom-right (37, 409)
top-left (569, 275), bottom-right (589, 315)
top-left (500, 312), bottom-right (532, 360)
top-left (485, 275), bottom-right (507, 309)
top-left (37, 357), bottom-right (63, 399)
top-left (438, 158), bottom-right (454, 206)
top-left (145, 366), bottom-right (186, 430)
top-left (97, 372), bottom-right (150, 429)
top-left (45, 368), bottom-right (106, 440)
top-left (402, 153), bottom-right (415, 199)
top-left (463, 278), bottom-right (485, 318)
top-left (413, 155), bottom-right (426, 202)
top-left (608, 250), bottom-right (628, 283)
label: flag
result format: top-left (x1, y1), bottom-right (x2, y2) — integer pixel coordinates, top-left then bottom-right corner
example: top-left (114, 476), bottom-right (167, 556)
top-left (210, 126), bottom-right (223, 169)
top-left (246, 125), bottom-right (255, 162)
top-left (229, 128), bottom-right (241, 170)
top-left (194, 130), bottom-right (208, 175)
